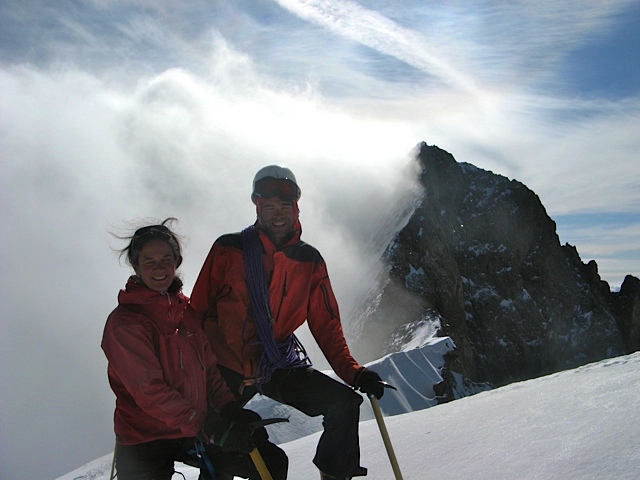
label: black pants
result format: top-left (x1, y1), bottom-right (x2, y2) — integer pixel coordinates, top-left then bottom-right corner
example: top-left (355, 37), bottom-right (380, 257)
top-left (223, 366), bottom-right (364, 478)
top-left (115, 434), bottom-right (288, 480)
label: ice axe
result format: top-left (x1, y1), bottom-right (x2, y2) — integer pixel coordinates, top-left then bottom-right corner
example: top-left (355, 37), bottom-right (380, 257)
top-left (369, 382), bottom-right (404, 480)
top-left (249, 448), bottom-right (273, 480)
top-left (247, 417), bottom-right (289, 480)
top-left (109, 441), bottom-right (117, 479)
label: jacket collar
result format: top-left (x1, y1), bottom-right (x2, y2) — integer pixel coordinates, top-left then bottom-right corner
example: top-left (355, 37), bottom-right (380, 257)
top-left (118, 276), bottom-right (184, 307)
top-left (255, 218), bottom-right (302, 253)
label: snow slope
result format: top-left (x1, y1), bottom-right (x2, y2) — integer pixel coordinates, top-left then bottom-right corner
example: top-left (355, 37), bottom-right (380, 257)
top-left (244, 335), bottom-right (456, 445)
top-left (58, 352), bottom-right (640, 480)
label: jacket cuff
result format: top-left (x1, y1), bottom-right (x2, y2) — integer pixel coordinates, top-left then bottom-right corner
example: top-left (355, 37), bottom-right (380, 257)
top-left (352, 366), bottom-right (366, 387)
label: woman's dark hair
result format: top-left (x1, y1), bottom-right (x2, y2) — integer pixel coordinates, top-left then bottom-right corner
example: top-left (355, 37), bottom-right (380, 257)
top-left (116, 217), bottom-right (184, 292)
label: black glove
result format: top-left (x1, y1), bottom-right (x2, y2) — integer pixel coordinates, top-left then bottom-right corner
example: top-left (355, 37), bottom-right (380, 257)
top-left (204, 405), bottom-right (257, 453)
top-left (356, 367), bottom-right (385, 399)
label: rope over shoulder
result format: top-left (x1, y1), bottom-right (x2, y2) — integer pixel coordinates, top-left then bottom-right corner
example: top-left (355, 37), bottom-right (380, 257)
top-left (241, 225), bottom-right (311, 390)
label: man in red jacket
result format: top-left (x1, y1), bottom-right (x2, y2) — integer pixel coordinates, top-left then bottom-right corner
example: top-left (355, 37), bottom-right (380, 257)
top-left (191, 165), bottom-right (385, 480)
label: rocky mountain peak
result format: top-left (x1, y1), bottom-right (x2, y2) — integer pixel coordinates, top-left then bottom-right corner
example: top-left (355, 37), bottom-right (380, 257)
top-left (351, 142), bottom-right (640, 397)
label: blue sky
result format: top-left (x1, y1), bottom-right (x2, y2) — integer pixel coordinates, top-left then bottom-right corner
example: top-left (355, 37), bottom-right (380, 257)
top-left (1, 1), bottom-right (639, 479)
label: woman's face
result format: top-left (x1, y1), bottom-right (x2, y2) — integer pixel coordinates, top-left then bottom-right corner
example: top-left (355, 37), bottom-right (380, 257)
top-left (133, 239), bottom-right (177, 293)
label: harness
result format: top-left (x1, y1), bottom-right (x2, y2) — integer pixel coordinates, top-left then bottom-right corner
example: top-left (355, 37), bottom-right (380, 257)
top-left (185, 439), bottom-right (217, 480)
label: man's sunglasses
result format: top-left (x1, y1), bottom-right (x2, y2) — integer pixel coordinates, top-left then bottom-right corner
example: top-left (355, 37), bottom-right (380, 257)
top-left (254, 178), bottom-right (300, 201)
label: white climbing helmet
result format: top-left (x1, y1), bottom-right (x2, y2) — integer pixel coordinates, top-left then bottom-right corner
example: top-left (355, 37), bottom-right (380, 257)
top-left (251, 165), bottom-right (301, 204)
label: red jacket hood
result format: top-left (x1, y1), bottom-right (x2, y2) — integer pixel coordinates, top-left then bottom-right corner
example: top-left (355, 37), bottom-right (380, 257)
top-left (117, 276), bottom-right (189, 331)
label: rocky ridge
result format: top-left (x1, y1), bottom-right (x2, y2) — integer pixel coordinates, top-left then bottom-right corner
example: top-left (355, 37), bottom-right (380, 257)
top-left (350, 142), bottom-right (640, 398)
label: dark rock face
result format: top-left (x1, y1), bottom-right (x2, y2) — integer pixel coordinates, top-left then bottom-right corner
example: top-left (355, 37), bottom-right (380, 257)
top-left (352, 142), bottom-right (639, 392)
top-left (612, 275), bottom-right (640, 353)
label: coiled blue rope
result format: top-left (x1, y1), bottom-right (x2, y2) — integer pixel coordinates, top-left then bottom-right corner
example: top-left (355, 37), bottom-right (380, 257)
top-left (241, 225), bottom-right (310, 390)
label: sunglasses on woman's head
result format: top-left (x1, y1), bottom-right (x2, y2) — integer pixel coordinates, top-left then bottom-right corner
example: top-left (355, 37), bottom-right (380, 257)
top-left (133, 225), bottom-right (170, 238)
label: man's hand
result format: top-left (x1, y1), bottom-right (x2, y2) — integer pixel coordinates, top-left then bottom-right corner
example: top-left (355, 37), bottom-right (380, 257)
top-left (356, 368), bottom-right (385, 399)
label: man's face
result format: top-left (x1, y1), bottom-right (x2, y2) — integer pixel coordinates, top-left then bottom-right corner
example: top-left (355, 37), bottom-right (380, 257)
top-left (258, 197), bottom-right (296, 246)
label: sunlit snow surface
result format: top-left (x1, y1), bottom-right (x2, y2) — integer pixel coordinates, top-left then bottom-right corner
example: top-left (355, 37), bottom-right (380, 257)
top-left (59, 352), bottom-right (640, 480)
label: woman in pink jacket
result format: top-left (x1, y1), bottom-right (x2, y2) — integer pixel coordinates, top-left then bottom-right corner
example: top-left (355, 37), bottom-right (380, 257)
top-left (102, 219), bottom-right (287, 480)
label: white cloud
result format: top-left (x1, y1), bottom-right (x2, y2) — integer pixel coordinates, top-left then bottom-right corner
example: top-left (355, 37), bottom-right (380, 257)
top-left (0, 41), bottom-right (419, 478)
top-left (2, 1), bottom-right (639, 477)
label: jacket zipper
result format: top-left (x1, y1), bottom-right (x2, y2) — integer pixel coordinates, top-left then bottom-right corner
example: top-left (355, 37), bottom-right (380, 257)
top-left (321, 284), bottom-right (338, 319)
top-left (274, 273), bottom-right (287, 324)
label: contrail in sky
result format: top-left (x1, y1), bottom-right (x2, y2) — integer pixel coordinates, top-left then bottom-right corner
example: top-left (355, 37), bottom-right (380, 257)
top-left (273, 0), bottom-right (481, 95)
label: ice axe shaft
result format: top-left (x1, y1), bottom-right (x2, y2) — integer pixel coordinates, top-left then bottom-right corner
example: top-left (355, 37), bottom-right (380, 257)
top-left (370, 392), bottom-right (403, 480)
top-left (248, 416), bottom-right (288, 480)
top-left (249, 448), bottom-right (274, 480)
top-left (109, 441), bottom-right (117, 479)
